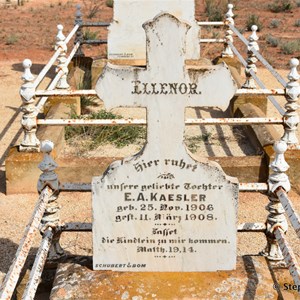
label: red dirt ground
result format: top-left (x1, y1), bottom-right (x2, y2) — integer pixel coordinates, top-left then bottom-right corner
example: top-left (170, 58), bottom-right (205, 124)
top-left (0, 0), bottom-right (299, 68)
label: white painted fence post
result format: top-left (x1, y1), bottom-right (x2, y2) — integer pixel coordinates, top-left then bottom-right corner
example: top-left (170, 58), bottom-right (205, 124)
top-left (262, 140), bottom-right (290, 261)
top-left (55, 24), bottom-right (70, 89)
top-left (221, 4), bottom-right (234, 58)
top-left (19, 59), bottom-right (40, 152)
top-left (74, 4), bottom-right (84, 57)
top-left (282, 58), bottom-right (300, 146)
top-left (38, 140), bottom-right (64, 260)
top-left (242, 25), bottom-right (259, 89)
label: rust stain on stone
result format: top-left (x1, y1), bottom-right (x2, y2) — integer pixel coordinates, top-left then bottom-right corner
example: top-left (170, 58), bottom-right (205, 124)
top-left (187, 67), bottom-right (212, 83)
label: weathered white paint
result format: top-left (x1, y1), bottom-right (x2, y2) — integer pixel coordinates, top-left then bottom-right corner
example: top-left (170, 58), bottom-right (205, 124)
top-left (263, 141), bottom-right (290, 260)
top-left (19, 59), bottom-right (40, 152)
top-left (36, 117), bottom-right (283, 126)
top-left (0, 188), bottom-right (51, 300)
top-left (55, 25), bottom-right (70, 90)
top-left (242, 25), bottom-right (259, 89)
top-left (37, 140), bottom-right (59, 193)
top-left (282, 58), bottom-right (300, 145)
top-left (93, 13), bottom-right (238, 272)
top-left (108, 0), bottom-right (200, 60)
top-left (221, 4), bottom-right (234, 58)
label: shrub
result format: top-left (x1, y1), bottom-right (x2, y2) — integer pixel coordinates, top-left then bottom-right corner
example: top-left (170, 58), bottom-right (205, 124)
top-left (280, 40), bottom-right (300, 54)
top-left (6, 34), bottom-right (18, 45)
top-left (246, 14), bottom-right (262, 31)
top-left (83, 29), bottom-right (98, 41)
top-left (266, 34), bottom-right (279, 47)
top-left (270, 19), bottom-right (280, 28)
top-left (65, 110), bottom-right (146, 149)
top-left (83, 0), bottom-right (102, 18)
top-left (80, 95), bottom-right (96, 110)
top-left (268, 0), bottom-right (293, 12)
top-left (295, 19), bottom-right (300, 27)
top-left (106, 0), bottom-right (114, 8)
top-left (205, 0), bottom-right (227, 21)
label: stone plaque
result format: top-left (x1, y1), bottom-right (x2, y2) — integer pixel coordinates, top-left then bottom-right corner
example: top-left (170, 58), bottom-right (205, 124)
top-left (93, 13), bottom-right (239, 272)
top-left (108, 0), bottom-right (200, 60)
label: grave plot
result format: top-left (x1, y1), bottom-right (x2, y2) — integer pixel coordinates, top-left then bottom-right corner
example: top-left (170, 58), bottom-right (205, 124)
top-left (63, 0), bottom-right (258, 161)
top-left (6, 2), bottom-right (286, 194)
top-left (61, 8), bottom-right (261, 189)
top-left (88, 0), bottom-right (261, 160)
top-left (2, 1), bottom-right (300, 299)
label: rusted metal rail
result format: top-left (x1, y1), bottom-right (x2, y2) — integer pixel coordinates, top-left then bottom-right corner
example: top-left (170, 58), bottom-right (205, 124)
top-left (34, 88), bottom-right (286, 97)
top-left (198, 21), bottom-right (224, 26)
top-left (21, 228), bottom-right (54, 300)
top-left (36, 41), bottom-right (81, 110)
top-left (228, 41), bottom-right (285, 116)
top-left (33, 51), bottom-right (61, 89)
top-left (277, 187), bottom-right (300, 239)
top-left (185, 117), bottom-right (282, 125)
top-left (274, 188), bottom-right (300, 294)
top-left (61, 222), bottom-right (266, 233)
top-left (60, 183), bottom-right (92, 191)
top-left (0, 187), bottom-right (51, 300)
top-left (36, 89), bottom-right (97, 97)
top-left (65, 24), bottom-right (80, 44)
top-left (82, 39), bottom-right (107, 45)
top-left (239, 182), bottom-right (268, 191)
top-left (33, 24), bottom-right (79, 89)
top-left (82, 22), bottom-right (110, 27)
top-left (229, 23), bottom-right (287, 88)
top-left (237, 223), bottom-right (266, 232)
top-left (275, 228), bottom-right (300, 290)
top-left (250, 47), bottom-right (287, 87)
top-left (200, 38), bottom-right (225, 43)
top-left (236, 88), bottom-right (285, 95)
top-left (58, 182), bottom-right (268, 192)
top-left (63, 222), bottom-right (92, 231)
top-left (37, 117), bottom-right (283, 126)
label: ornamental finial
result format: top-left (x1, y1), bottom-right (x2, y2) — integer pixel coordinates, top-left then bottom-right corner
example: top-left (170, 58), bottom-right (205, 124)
top-left (22, 59), bottom-right (34, 82)
top-left (56, 24), bottom-right (65, 43)
top-left (288, 58), bottom-right (300, 82)
top-left (226, 4), bottom-right (234, 20)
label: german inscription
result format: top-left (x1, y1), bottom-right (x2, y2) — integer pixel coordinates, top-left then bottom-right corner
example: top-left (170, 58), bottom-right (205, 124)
top-left (131, 81), bottom-right (202, 95)
top-left (93, 13), bottom-right (238, 272)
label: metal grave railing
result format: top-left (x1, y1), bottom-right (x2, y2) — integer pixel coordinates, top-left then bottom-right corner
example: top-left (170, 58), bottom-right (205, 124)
top-left (1, 3), bottom-right (300, 299)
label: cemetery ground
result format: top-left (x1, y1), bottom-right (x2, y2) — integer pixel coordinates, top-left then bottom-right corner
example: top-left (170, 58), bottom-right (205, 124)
top-left (3, 62), bottom-right (300, 297)
top-left (1, 0), bottom-right (300, 298)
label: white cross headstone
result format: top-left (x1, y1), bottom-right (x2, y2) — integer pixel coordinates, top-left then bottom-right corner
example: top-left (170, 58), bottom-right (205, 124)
top-left (93, 13), bottom-right (239, 272)
top-left (108, 0), bottom-right (200, 61)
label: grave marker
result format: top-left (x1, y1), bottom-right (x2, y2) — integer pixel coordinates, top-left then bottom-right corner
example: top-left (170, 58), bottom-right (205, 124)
top-left (93, 13), bottom-right (239, 272)
top-left (108, 0), bottom-right (200, 61)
